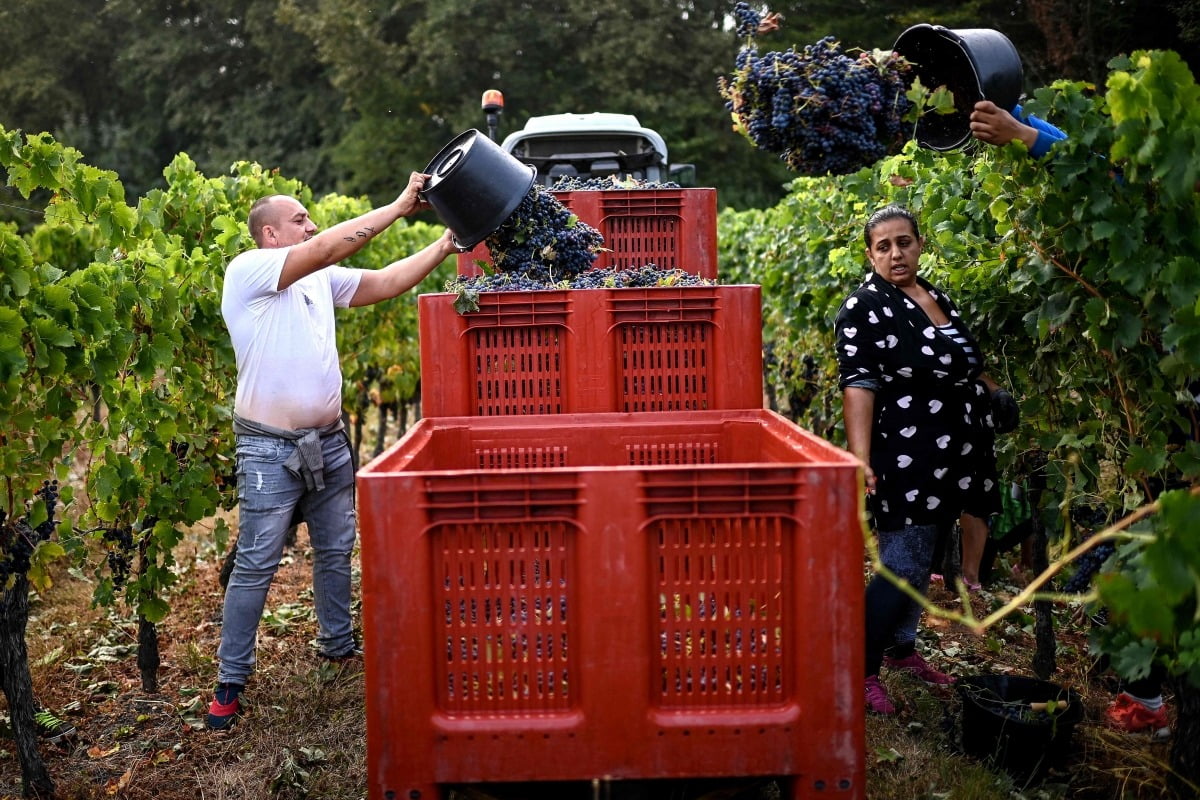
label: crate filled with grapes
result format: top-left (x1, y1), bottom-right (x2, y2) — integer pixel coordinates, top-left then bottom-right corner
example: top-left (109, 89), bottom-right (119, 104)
top-left (454, 179), bottom-right (719, 281)
top-left (424, 163), bottom-right (755, 417)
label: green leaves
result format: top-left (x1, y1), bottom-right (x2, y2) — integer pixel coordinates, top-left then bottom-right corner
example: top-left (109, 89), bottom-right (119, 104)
top-left (0, 121), bottom-right (445, 646)
top-left (1106, 51), bottom-right (1200, 203)
top-left (1090, 490), bottom-right (1200, 684)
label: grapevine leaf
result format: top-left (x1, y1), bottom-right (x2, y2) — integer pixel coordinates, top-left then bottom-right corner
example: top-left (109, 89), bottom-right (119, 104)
top-left (28, 498), bottom-right (48, 530)
top-left (139, 596), bottom-right (171, 624)
top-left (8, 267), bottom-right (32, 298)
top-left (1125, 445), bottom-right (1167, 476)
top-left (27, 541), bottom-right (67, 593)
top-left (1107, 638), bottom-right (1157, 682)
top-left (453, 289), bottom-right (480, 314)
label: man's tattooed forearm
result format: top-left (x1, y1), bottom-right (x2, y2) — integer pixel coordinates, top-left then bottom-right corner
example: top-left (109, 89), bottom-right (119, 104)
top-left (342, 226), bottom-right (376, 242)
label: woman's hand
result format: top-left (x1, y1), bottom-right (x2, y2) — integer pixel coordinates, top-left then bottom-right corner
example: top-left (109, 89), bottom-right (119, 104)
top-left (842, 386), bottom-right (877, 494)
top-left (991, 389), bottom-right (1020, 433)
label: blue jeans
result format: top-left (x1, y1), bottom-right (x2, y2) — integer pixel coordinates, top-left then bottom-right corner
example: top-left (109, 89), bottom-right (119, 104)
top-left (217, 431), bottom-right (357, 685)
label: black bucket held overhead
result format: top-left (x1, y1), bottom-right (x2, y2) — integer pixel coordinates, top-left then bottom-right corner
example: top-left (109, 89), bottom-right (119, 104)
top-left (893, 24), bottom-right (1024, 151)
top-left (420, 129), bottom-right (536, 249)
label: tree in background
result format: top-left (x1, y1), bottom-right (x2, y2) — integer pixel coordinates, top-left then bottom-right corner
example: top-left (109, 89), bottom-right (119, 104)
top-left (0, 0), bottom-right (348, 204)
top-left (1024, 0), bottom-right (1200, 85)
top-left (2, 0), bottom-right (1199, 215)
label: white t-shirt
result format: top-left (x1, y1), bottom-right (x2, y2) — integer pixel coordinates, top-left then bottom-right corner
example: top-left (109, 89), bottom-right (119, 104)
top-left (221, 246), bottom-right (362, 430)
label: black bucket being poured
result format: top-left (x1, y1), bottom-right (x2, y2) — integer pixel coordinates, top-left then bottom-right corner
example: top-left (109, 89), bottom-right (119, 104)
top-left (420, 129), bottom-right (536, 250)
top-left (893, 25), bottom-right (1024, 151)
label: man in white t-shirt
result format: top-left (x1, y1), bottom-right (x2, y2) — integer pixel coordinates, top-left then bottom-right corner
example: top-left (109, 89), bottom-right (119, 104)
top-left (207, 171), bottom-right (459, 730)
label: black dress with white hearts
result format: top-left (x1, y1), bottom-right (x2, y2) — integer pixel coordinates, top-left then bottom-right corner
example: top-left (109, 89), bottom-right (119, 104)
top-left (835, 271), bottom-right (994, 531)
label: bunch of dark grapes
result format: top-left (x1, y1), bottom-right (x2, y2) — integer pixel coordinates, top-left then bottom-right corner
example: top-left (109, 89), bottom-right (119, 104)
top-left (448, 272), bottom-right (558, 294)
top-left (550, 176), bottom-right (681, 191)
top-left (448, 263), bottom-right (713, 295)
top-left (455, 182), bottom-right (711, 308)
top-left (483, 184), bottom-right (604, 283)
top-left (1061, 541), bottom-right (1117, 593)
top-left (718, 16), bottom-right (915, 176)
top-left (732, 2), bottom-right (762, 38)
top-left (0, 480), bottom-right (61, 583)
top-left (103, 526), bottom-right (136, 587)
top-left (570, 265), bottom-right (712, 289)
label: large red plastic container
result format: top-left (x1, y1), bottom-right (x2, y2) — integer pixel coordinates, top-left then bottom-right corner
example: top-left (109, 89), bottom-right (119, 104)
top-left (357, 409), bottom-right (866, 799)
top-left (419, 285), bottom-right (764, 416)
top-left (456, 187), bottom-right (719, 279)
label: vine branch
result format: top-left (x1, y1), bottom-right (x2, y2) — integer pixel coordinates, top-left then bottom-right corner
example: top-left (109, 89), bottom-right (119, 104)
top-left (865, 492), bottom-right (1174, 636)
top-left (1029, 239), bottom-right (1104, 299)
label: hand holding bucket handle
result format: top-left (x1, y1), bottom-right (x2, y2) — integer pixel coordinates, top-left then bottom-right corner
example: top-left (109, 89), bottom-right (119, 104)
top-left (402, 171), bottom-right (433, 216)
top-left (406, 171), bottom-right (470, 252)
top-left (412, 153), bottom-right (468, 250)
top-left (419, 129), bottom-right (538, 250)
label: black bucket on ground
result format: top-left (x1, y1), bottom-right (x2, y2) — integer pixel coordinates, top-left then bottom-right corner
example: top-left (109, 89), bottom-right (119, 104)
top-left (958, 674), bottom-right (1083, 785)
top-left (421, 129), bottom-right (536, 249)
top-left (893, 25), bottom-right (1024, 151)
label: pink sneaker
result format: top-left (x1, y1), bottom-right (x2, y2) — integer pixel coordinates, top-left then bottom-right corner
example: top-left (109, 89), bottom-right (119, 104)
top-left (883, 651), bottom-right (955, 685)
top-left (865, 675), bottom-right (896, 714)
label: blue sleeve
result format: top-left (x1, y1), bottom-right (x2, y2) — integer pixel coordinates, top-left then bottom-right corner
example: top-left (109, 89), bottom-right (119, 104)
top-left (1012, 103), bottom-right (1068, 158)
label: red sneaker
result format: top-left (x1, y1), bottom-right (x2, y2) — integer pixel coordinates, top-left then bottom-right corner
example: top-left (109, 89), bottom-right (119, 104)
top-left (1105, 693), bottom-right (1170, 739)
top-left (883, 650), bottom-right (955, 685)
top-left (206, 683), bottom-right (243, 731)
top-left (865, 675), bottom-right (896, 715)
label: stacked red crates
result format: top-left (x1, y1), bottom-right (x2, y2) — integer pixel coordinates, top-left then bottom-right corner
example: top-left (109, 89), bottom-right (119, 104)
top-left (357, 187), bottom-right (866, 800)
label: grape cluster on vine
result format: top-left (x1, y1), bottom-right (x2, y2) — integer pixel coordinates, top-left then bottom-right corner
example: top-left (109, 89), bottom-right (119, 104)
top-left (0, 480), bottom-right (61, 584)
top-left (103, 526), bottom-right (136, 587)
top-left (482, 184), bottom-right (604, 283)
top-left (1061, 541), bottom-right (1117, 594)
top-left (718, 5), bottom-right (916, 176)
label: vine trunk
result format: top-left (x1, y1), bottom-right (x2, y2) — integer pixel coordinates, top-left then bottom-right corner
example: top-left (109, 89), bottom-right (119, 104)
top-left (1, 573), bottom-right (55, 798)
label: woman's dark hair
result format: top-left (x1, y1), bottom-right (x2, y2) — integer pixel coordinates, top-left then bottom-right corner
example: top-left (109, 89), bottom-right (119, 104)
top-left (864, 205), bottom-right (920, 248)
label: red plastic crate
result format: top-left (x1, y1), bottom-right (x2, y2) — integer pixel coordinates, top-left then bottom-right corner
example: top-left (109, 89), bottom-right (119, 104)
top-left (419, 285), bottom-right (764, 416)
top-left (357, 409), bottom-right (865, 800)
top-left (456, 187), bottom-right (719, 279)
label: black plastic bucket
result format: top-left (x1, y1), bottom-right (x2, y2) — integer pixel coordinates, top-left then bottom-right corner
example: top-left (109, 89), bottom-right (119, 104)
top-left (893, 25), bottom-right (1024, 151)
top-left (958, 674), bottom-right (1083, 784)
top-left (420, 129), bottom-right (536, 249)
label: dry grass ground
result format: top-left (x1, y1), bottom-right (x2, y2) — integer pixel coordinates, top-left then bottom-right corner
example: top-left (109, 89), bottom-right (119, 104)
top-left (863, 573), bottom-right (1179, 800)
top-left (2, 510), bottom-right (368, 800)
top-left (0, 510), bottom-right (1183, 800)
